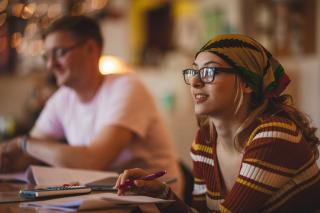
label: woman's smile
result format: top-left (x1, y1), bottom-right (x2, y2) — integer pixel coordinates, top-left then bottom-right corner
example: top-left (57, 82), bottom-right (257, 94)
top-left (194, 92), bottom-right (209, 104)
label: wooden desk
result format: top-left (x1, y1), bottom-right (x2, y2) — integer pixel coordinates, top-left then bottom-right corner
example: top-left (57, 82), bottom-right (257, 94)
top-left (0, 183), bottom-right (137, 213)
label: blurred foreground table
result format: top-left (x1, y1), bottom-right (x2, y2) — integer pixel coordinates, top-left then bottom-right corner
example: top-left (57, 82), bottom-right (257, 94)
top-left (0, 183), bottom-right (136, 213)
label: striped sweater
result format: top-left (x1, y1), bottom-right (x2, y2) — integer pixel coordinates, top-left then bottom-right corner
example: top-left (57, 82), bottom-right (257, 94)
top-left (189, 117), bottom-right (320, 213)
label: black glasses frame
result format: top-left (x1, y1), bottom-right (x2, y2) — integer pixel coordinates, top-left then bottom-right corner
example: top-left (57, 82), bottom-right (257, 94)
top-left (182, 67), bottom-right (236, 85)
top-left (42, 41), bottom-right (85, 62)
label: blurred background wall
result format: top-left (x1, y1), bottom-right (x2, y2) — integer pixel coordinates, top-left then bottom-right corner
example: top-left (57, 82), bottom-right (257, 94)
top-left (0, 0), bottom-right (319, 166)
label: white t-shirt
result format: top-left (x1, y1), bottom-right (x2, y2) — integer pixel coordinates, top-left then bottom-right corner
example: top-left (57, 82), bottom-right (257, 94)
top-left (34, 74), bottom-right (183, 195)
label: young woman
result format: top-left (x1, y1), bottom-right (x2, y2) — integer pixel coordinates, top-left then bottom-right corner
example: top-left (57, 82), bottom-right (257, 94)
top-left (115, 34), bottom-right (320, 212)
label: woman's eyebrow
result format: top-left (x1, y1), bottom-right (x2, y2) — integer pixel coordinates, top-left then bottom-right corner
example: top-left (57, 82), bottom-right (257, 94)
top-left (192, 61), bottom-right (223, 67)
top-left (203, 61), bottom-right (223, 66)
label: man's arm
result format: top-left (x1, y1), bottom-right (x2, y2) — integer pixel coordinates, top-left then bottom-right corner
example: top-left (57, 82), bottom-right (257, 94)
top-left (27, 125), bottom-right (133, 170)
top-left (0, 136), bottom-right (42, 173)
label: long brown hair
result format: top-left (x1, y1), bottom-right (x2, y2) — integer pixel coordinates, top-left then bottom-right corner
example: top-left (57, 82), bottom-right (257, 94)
top-left (264, 95), bottom-right (319, 157)
top-left (198, 77), bottom-right (319, 158)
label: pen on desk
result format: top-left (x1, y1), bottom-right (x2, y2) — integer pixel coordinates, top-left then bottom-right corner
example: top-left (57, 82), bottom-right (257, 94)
top-left (118, 170), bottom-right (167, 190)
top-left (35, 182), bottom-right (81, 189)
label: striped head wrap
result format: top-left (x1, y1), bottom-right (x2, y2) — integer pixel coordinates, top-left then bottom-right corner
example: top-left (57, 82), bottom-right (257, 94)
top-left (196, 34), bottom-right (290, 102)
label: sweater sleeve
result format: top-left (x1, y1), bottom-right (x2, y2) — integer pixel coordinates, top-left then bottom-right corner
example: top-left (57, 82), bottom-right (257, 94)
top-left (219, 118), bottom-right (316, 212)
top-left (190, 128), bottom-right (212, 213)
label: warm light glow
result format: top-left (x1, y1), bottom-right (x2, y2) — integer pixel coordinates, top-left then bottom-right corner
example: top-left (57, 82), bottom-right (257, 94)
top-left (47, 3), bottom-right (62, 19)
top-left (21, 3), bottom-right (36, 19)
top-left (0, 0), bottom-right (8, 13)
top-left (12, 3), bottom-right (24, 17)
top-left (99, 55), bottom-right (132, 75)
top-left (16, 39), bottom-right (27, 54)
top-left (11, 32), bottom-right (22, 48)
top-left (92, 0), bottom-right (108, 10)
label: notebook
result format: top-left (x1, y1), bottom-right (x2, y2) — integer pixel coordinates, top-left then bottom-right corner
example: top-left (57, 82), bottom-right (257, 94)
top-left (85, 176), bottom-right (118, 191)
top-left (20, 192), bottom-right (174, 212)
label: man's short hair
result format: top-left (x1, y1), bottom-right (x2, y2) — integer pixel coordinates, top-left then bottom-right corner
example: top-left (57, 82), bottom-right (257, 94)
top-left (43, 15), bottom-right (103, 50)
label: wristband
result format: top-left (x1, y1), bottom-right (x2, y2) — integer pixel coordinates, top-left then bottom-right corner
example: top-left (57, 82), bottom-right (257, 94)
top-left (20, 134), bottom-right (29, 153)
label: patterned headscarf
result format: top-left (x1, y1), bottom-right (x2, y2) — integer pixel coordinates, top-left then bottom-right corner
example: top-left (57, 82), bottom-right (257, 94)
top-left (196, 34), bottom-right (290, 103)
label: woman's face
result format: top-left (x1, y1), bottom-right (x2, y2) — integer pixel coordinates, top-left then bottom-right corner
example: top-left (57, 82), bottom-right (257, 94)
top-left (190, 51), bottom-right (238, 117)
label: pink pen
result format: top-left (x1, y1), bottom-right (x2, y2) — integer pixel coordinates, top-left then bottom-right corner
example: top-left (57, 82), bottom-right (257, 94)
top-left (118, 170), bottom-right (167, 190)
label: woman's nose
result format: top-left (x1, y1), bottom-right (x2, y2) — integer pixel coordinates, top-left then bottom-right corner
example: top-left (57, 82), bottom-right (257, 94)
top-left (190, 75), bottom-right (204, 88)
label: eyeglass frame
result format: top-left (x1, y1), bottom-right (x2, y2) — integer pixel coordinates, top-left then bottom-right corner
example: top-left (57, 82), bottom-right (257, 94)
top-left (182, 67), bottom-right (236, 85)
top-left (42, 41), bottom-right (86, 62)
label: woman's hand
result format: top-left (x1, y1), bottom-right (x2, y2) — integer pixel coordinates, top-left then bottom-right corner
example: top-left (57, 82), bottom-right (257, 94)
top-left (115, 168), bottom-right (169, 198)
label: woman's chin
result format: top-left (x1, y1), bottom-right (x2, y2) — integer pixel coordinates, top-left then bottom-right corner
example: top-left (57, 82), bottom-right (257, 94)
top-left (194, 107), bottom-right (211, 116)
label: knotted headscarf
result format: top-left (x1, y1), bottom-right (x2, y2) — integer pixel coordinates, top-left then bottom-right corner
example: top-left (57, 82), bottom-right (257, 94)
top-left (196, 34), bottom-right (290, 103)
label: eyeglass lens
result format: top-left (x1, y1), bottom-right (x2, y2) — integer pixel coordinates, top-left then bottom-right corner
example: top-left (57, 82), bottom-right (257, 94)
top-left (184, 67), bottom-right (215, 84)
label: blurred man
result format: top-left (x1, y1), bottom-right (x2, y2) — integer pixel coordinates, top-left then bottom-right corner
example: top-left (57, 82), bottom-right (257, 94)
top-left (0, 16), bottom-right (183, 196)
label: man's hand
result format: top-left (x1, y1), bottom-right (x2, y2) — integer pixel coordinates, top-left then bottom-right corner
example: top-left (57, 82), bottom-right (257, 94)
top-left (0, 137), bottom-right (30, 173)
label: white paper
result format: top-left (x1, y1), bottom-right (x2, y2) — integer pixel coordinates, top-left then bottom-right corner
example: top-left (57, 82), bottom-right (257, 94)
top-left (20, 192), bottom-right (174, 212)
top-left (0, 171), bottom-right (29, 183)
top-left (31, 165), bottom-right (118, 186)
top-left (20, 193), bottom-right (114, 212)
top-left (0, 165), bottom-right (118, 187)
top-left (101, 193), bottom-right (174, 204)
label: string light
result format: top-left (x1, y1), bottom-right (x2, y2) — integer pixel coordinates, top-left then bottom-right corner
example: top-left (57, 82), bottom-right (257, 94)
top-left (21, 3), bottom-right (36, 19)
top-left (11, 32), bottom-right (22, 48)
top-left (0, 0), bottom-right (8, 13)
top-left (12, 3), bottom-right (24, 18)
top-left (4, 1), bottom-right (111, 59)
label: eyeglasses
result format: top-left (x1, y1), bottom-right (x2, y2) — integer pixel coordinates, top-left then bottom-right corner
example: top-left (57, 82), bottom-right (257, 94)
top-left (182, 67), bottom-right (236, 85)
top-left (42, 41), bottom-right (85, 62)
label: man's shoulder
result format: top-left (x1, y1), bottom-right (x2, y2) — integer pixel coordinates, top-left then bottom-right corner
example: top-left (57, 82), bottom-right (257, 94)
top-left (103, 73), bottom-right (147, 93)
top-left (47, 86), bottom-right (75, 104)
top-left (104, 73), bottom-right (140, 84)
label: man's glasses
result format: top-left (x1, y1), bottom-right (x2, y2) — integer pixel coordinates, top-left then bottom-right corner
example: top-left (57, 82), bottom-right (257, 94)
top-left (182, 67), bottom-right (236, 85)
top-left (42, 41), bottom-right (85, 62)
